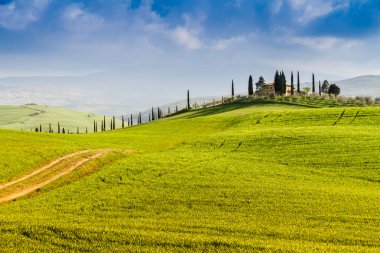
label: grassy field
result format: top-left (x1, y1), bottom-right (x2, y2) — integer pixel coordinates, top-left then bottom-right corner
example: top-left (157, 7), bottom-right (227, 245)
top-left (0, 100), bottom-right (379, 252)
top-left (0, 104), bottom-right (119, 133)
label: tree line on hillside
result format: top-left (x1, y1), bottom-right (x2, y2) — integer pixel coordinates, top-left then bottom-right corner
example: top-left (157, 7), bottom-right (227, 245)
top-left (234, 71), bottom-right (340, 98)
top-left (32, 71), bottom-right (343, 134)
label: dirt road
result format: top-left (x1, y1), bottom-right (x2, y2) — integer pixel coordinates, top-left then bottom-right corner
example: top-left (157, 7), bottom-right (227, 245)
top-left (0, 149), bottom-right (111, 203)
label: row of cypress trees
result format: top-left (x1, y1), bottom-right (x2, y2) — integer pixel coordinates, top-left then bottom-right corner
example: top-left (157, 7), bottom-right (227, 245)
top-left (234, 72), bottom-right (329, 97)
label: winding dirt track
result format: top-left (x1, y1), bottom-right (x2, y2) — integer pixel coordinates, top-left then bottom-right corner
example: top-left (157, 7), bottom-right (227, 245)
top-left (0, 149), bottom-right (111, 203)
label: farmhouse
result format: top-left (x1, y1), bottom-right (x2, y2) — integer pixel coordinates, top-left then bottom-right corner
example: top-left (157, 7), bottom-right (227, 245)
top-left (257, 83), bottom-right (293, 96)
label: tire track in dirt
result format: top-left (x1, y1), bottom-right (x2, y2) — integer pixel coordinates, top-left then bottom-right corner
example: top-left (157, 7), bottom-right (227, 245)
top-left (0, 149), bottom-right (112, 203)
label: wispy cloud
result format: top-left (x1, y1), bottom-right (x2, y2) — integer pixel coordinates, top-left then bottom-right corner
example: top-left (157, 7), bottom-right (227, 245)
top-left (0, 0), bottom-right (51, 30)
top-left (290, 36), bottom-right (358, 50)
top-left (288, 0), bottom-right (349, 24)
top-left (61, 4), bottom-right (104, 33)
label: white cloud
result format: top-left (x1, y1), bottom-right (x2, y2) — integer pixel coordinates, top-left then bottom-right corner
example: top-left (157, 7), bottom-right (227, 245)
top-left (170, 26), bottom-right (202, 49)
top-left (211, 36), bottom-right (247, 50)
top-left (288, 0), bottom-right (349, 24)
top-left (168, 14), bottom-right (204, 49)
top-left (290, 36), bottom-right (358, 50)
top-left (272, 0), bottom-right (283, 15)
top-left (61, 4), bottom-right (104, 33)
top-left (0, 0), bottom-right (51, 30)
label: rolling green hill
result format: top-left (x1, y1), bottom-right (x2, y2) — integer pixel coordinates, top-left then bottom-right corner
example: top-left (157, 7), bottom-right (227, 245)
top-left (0, 104), bottom-right (120, 133)
top-left (0, 101), bottom-right (379, 252)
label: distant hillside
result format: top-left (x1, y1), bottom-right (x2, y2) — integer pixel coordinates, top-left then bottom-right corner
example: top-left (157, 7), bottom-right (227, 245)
top-left (0, 104), bottom-right (120, 133)
top-left (336, 75), bottom-right (380, 97)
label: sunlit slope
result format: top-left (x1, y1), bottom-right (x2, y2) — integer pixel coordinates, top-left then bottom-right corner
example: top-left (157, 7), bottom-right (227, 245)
top-left (0, 104), bottom-right (118, 133)
top-left (0, 102), bottom-right (379, 252)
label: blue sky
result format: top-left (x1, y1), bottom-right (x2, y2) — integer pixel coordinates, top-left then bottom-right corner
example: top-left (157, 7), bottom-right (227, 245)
top-left (0, 0), bottom-right (380, 114)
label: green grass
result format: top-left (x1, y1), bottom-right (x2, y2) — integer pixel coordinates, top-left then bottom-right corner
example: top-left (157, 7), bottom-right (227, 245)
top-left (0, 101), bottom-right (379, 252)
top-left (0, 104), bottom-right (119, 133)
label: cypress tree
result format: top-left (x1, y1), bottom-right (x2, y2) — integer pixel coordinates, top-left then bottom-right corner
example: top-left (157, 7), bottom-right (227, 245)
top-left (58, 122), bottom-right (61, 134)
top-left (113, 115), bottom-right (116, 130)
top-left (152, 107), bottom-right (155, 121)
top-left (248, 75), bottom-right (254, 96)
top-left (122, 116), bottom-right (125, 128)
top-left (103, 116), bottom-right (106, 131)
top-left (62, 128), bottom-right (65, 134)
top-left (49, 123), bottom-right (51, 133)
top-left (94, 121), bottom-right (96, 132)
top-left (176, 105), bottom-right (178, 112)
top-left (101, 120), bottom-right (103, 131)
top-left (110, 120), bottom-right (112, 130)
top-left (297, 71), bottom-right (300, 94)
top-left (39, 124), bottom-right (42, 133)
top-left (130, 114), bottom-right (133, 126)
top-left (312, 73), bottom-right (315, 93)
top-left (280, 71), bottom-right (287, 95)
top-left (187, 90), bottom-right (191, 109)
top-left (319, 81), bottom-right (322, 96)
top-left (291, 71), bottom-right (294, 96)
top-left (232, 79), bottom-right (235, 98)
top-left (274, 70), bottom-right (280, 94)
top-left (168, 107), bottom-right (170, 115)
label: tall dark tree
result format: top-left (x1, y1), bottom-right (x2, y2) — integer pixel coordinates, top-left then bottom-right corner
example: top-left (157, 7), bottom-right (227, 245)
top-left (280, 71), bottom-right (286, 95)
top-left (101, 120), bottom-right (104, 131)
top-left (176, 105), bottom-right (178, 113)
top-left (113, 115), bottom-right (116, 130)
top-left (297, 71), bottom-right (300, 94)
top-left (103, 116), bottom-right (106, 131)
top-left (255, 76), bottom-right (265, 92)
top-left (321, 80), bottom-right (330, 93)
top-left (312, 73), bottom-right (315, 93)
top-left (39, 124), bottom-right (42, 133)
top-left (49, 123), bottom-right (51, 133)
top-left (152, 107), bottom-right (155, 121)
top-left (122, 116), bottom-right (125, 128)
top-left (187, 90), bottom-right (191, 109)
top-left (130, 114), bottom-right (133, 126)
top-left (231, 79), bottom-right (235, 98)
top-left (274, 71), bottom-right (280, 94)
top-left (58, 122), bottom-right (61, 134)
top-left (290, 71), bottom-right (294, 96)
top-left (62, 128), bottom-right (65, 134)
top-left (158, 107), bottom-right (162, 119)
top-left (248, 75), bottom-right (254, 96)
top-left (94, 121), bottom-right (96, 132)
top-left (328, 84), bottom-right (341, 97)
top-left (318, 81), bottom-right (322, 96)
top-left (110, 120), bottom-right (112, 130)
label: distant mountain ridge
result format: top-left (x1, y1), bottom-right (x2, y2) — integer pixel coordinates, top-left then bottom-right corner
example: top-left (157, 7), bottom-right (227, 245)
top-left (335, 75), bottom-right (380, 97)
